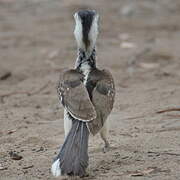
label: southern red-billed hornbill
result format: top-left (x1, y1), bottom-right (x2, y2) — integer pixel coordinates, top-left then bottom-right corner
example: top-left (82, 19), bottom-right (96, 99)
top-left (51, 10), bottom-right (115, 177)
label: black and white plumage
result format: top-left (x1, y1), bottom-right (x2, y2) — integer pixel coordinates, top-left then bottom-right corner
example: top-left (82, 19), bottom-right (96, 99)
top-left (51, 10), bottom-right (115, 177)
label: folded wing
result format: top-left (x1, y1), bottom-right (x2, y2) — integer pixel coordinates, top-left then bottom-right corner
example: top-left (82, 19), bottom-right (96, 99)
top-left (87, 70), bottom-right (115, 135)
top-left (57, 69), bottom-right (96, 121)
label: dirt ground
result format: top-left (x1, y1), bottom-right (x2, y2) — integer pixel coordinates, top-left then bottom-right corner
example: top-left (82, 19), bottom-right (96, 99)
top-left (0, 0), bottom-right (180, 179)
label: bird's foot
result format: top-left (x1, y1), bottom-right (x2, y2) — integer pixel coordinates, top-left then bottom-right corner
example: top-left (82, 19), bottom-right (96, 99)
top-left (80, 172), bottom-right (89, 178)
top-left (102, 142), bottom-right (110, 153)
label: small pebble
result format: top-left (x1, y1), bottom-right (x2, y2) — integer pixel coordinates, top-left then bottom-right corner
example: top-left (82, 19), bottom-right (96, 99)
top-left (9, 151), bottom-right (23, 160)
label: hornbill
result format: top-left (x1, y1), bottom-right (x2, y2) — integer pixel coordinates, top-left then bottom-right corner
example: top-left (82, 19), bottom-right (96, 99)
top-left (51, 10), bottom-right (115, 177)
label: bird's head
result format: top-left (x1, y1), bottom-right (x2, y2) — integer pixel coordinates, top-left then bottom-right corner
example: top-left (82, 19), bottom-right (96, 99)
top-left (74, 10), bottom-right (99, 53)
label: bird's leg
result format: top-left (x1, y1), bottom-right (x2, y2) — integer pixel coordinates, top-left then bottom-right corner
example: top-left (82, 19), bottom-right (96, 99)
top-left (64, 110), bottom-right (72, 139)
top-left (100, 120), bottom-right (110, 153)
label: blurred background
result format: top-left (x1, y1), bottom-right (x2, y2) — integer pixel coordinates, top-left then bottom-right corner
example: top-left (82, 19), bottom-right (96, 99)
top-left (0, 0), bottom-right (180, 179)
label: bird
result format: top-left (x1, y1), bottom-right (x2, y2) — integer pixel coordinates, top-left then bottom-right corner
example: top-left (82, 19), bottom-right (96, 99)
top-left (51, 10), bottom-right (115, 177)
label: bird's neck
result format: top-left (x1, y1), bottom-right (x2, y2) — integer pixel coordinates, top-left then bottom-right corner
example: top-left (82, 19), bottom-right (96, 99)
top-left (75, 48), bottom-right (96, 74)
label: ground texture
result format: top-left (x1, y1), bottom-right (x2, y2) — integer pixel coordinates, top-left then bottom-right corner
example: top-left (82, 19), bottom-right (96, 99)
top-left (0, 0), bottom-right (180, 179)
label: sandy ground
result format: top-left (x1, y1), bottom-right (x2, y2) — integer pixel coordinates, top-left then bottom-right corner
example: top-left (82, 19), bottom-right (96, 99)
top-left (0, 0), bottom-right (180, 179)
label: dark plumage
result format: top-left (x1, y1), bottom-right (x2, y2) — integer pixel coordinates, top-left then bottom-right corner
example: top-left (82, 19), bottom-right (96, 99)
top-left (55, 117), bottom-right (89, 176)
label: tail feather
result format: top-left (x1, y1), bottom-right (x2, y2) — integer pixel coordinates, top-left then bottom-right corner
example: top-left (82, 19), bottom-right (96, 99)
top-left (52, 119), bottom-right (89, 177)
top-left (51, 159), bottom-right (61, 177)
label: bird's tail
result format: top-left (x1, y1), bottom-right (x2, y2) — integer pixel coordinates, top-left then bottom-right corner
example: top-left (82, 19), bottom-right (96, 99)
top-left (51, 119), bottom-right (89, 177)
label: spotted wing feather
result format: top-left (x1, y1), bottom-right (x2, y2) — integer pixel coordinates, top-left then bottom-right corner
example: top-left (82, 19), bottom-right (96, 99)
top-left (87, 70), bottom-right (115, 135)
top-left (57, 69), bottom-right (96, 121)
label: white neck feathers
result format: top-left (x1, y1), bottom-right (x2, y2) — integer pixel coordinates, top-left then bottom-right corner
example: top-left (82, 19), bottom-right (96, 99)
top-left (73, 12), bottom-right (99, 53)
